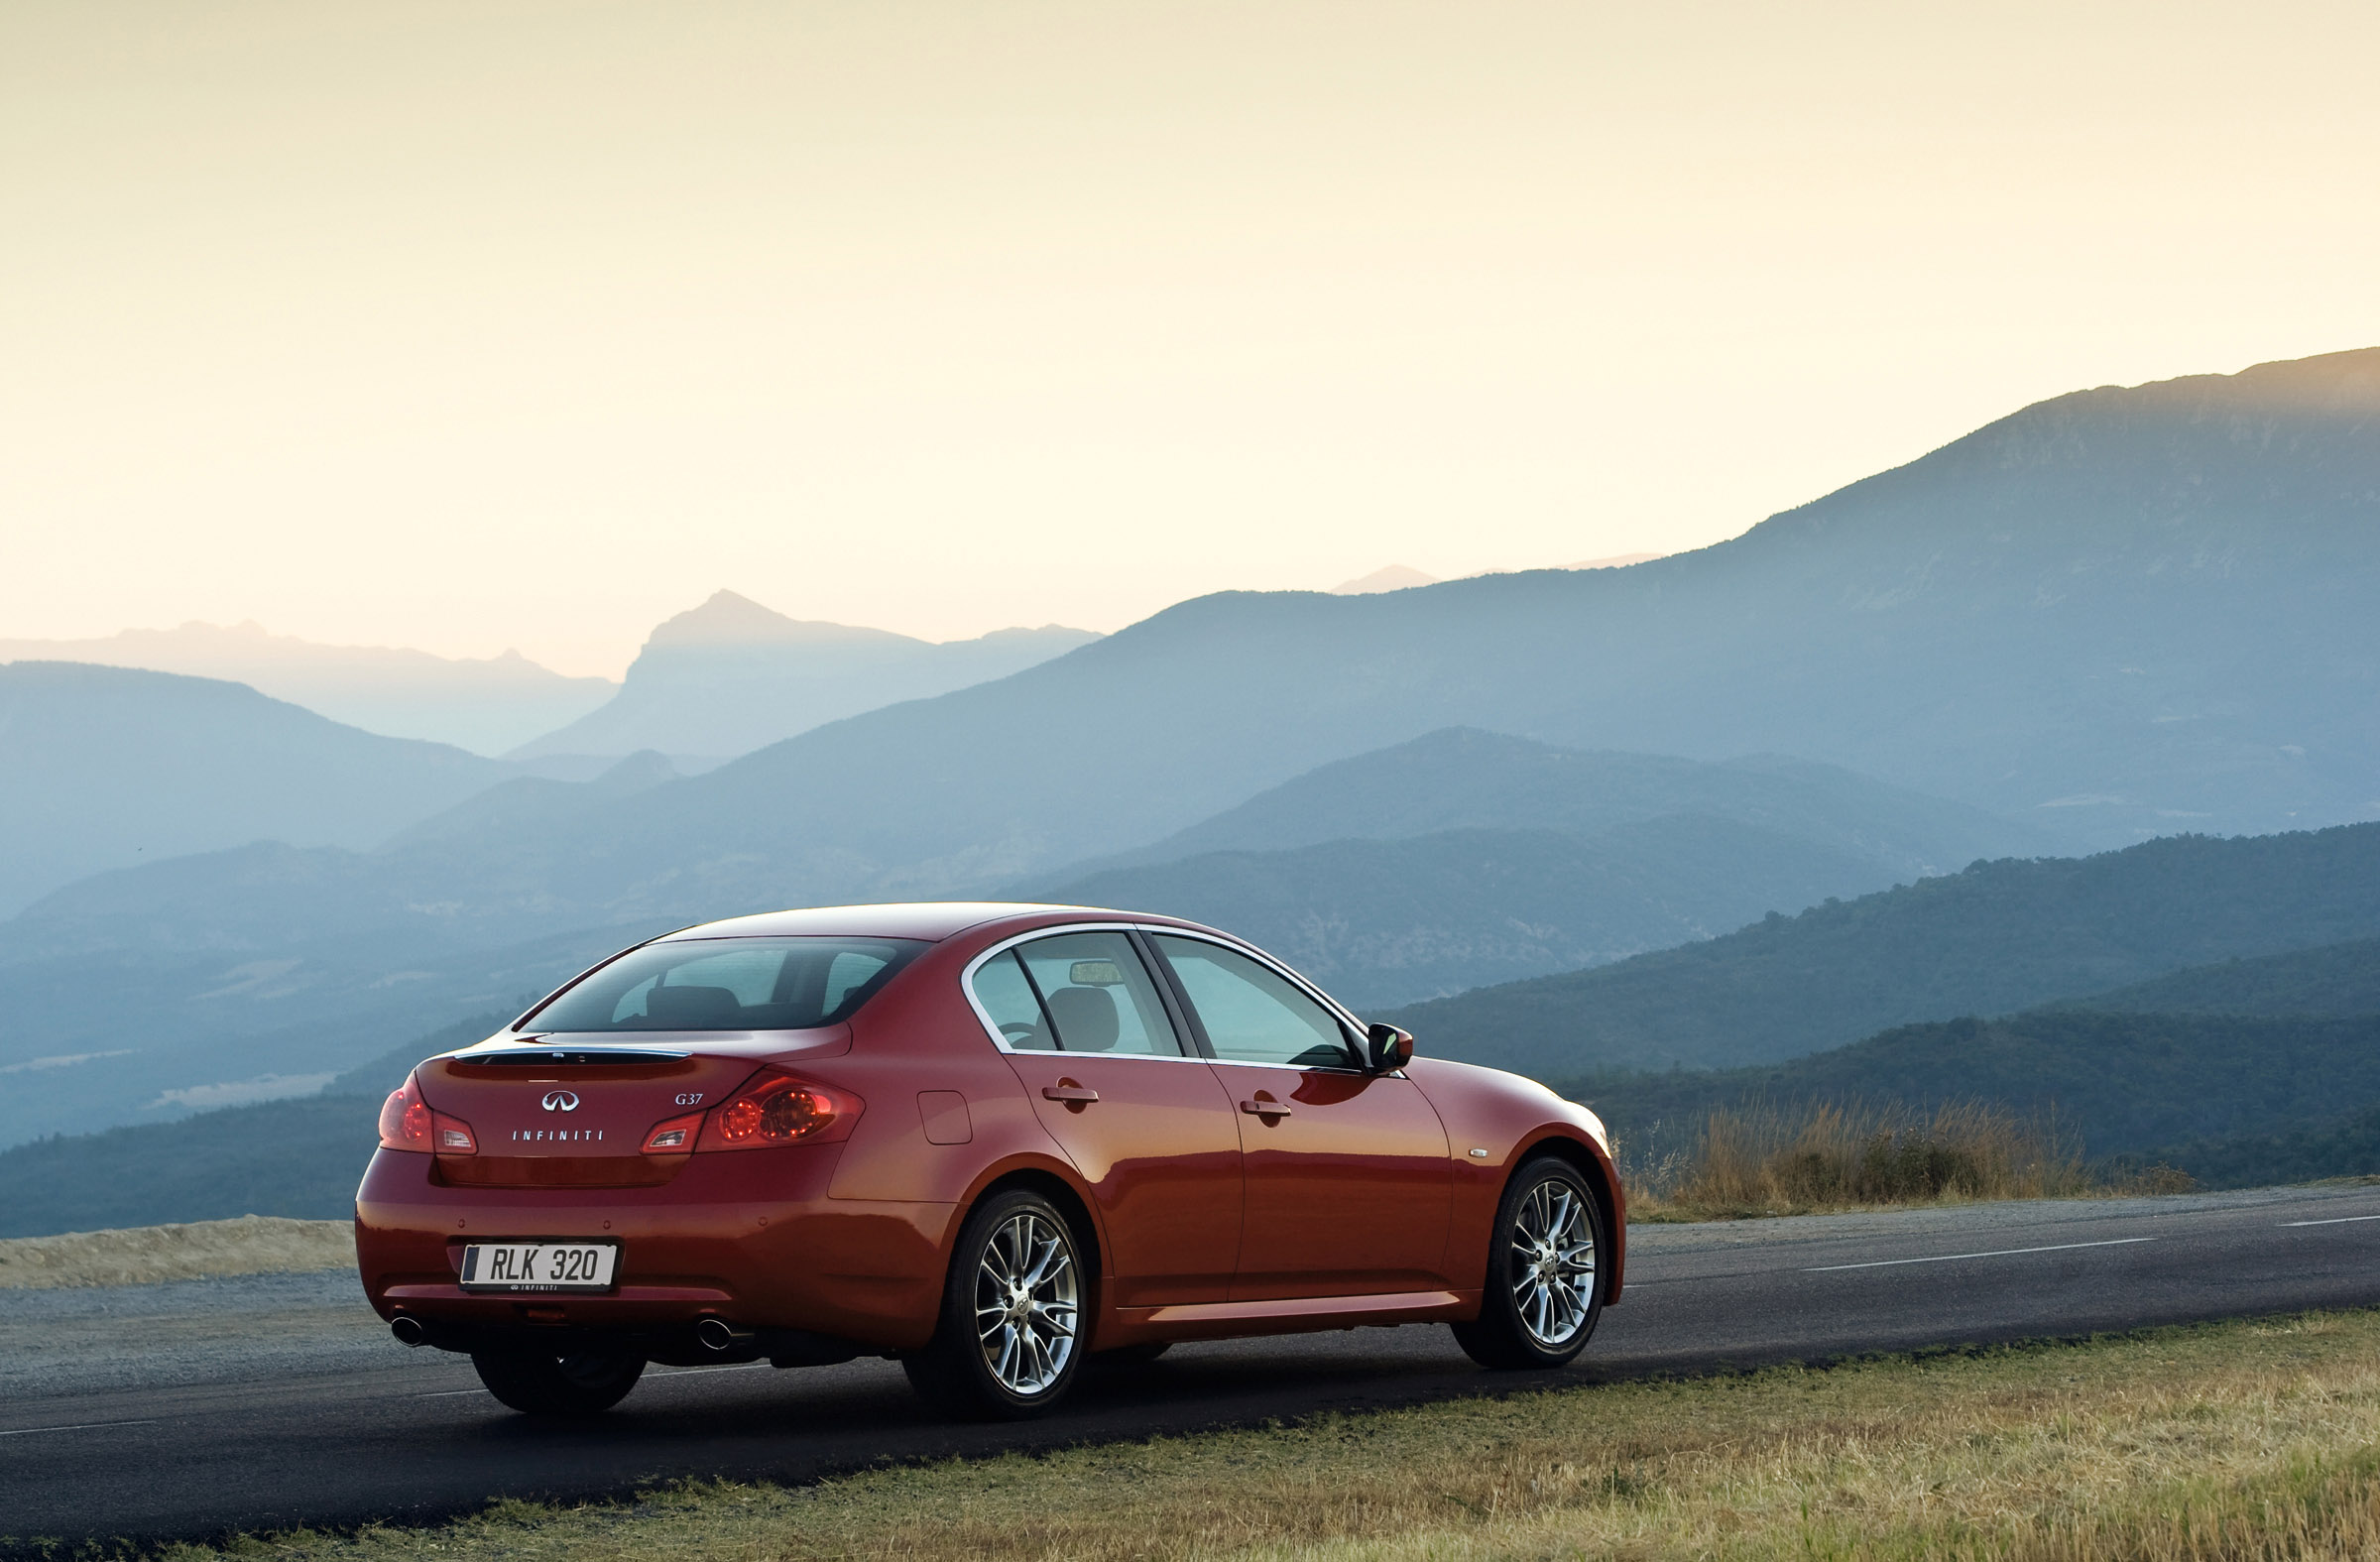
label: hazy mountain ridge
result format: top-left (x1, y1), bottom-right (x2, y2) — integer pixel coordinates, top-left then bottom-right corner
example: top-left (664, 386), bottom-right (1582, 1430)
top-left (0, 662), bottom-right (514, 916)
top-left (1035, 819), bottom-right (1891, 1007)
top-left (508, 590), bottom-right (1100, 763)
top-left (0, 621), bottom-right (613, 756)
top-left (1021, 728), bottom-right (2060, 1005)
top-left (1043, 728), bottom-right (2069, 882)
top-left (1379, 823), bottom-right (2380, 1076)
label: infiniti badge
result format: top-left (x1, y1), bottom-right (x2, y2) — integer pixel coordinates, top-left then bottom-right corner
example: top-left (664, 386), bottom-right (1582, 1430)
top-left (541, 1090), bottom-right (580, 1112)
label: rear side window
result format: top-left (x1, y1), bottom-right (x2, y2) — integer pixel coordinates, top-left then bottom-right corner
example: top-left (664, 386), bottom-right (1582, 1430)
top-left (1150, 934), bottom-right (1359, 1069)
top-left (969, 932), bottom-right (1185, 1056)
top-left (971, 951), bottom-right (1053, 1049)
top-left (524, 937), bottom-right (925, 1032)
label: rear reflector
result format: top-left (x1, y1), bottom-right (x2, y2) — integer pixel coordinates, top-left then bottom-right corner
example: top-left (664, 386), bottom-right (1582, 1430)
top-left (433, 1112), bottom-right (478, 1154)
top-left (641, 1112), bottom-right (703, 1153)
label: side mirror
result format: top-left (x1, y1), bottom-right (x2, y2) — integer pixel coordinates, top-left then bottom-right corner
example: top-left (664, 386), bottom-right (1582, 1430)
top-left (1365, 1021), bottom-right (1414, 1073)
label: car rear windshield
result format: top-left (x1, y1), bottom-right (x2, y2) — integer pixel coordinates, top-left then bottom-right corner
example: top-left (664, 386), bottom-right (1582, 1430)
top-left (520, 936), bottom-right (926, 1032)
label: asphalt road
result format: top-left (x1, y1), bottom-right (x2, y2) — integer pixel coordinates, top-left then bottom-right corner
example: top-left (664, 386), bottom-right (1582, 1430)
top-left (6, 1182), bottom-right (2379, 1550)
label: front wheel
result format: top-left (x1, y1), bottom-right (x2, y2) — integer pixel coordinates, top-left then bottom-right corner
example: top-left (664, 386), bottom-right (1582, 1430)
top-left (1452, 1155), bottom-right (1605, 1371)
top-left (904, 1189), bottom-right (1087, 1420)
top-left (471, 1347), bottom-right (646, 1415)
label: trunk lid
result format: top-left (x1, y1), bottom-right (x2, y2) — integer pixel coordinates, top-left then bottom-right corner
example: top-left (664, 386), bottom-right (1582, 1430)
top-left (415, 1032), bottom-right (838, 1187)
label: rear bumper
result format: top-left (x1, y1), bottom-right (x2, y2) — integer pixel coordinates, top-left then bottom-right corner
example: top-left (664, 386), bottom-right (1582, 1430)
top-left (354, 1146), bottom-right (954, 1354)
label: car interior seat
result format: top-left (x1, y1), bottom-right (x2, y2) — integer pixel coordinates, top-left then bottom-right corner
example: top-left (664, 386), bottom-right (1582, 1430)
top-left (1043, 985), bottom-right (1121, 1051)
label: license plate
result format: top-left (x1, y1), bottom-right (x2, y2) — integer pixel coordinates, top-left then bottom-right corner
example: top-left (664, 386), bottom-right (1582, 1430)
top-left (458, 1241), bottom-right (619, 1293)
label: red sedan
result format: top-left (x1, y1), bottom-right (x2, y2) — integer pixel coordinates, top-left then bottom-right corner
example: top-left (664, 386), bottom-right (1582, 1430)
top-left (357, 903), bottom-right (1625, 1419)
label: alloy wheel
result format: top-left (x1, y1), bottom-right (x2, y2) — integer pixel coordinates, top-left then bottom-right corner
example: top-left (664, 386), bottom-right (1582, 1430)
top-left (973, 1209), bottom-right (1079, 1396)
top-left (1507, 1175), bottom-right (1596, 1349)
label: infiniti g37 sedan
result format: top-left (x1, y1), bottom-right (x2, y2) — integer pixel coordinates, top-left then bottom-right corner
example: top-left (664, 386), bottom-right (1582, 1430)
top-left (356, 902), bottom-right (1627, 1419)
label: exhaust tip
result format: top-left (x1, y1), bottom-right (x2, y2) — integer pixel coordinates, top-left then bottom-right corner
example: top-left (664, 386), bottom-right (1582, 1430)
top-left (695, 1317), bottom-right (748, 1353)
top-left (391, 1315), bottom-right (428, 1348)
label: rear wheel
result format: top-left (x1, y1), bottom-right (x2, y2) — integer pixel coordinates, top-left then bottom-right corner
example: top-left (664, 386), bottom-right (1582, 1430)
top-left (1452, 1155), bottom-right (1605, 1371)
top-left (471, 1347), bottom-right (646, 1415)
top-left (905, 1189), bottom-right (1085, 1419)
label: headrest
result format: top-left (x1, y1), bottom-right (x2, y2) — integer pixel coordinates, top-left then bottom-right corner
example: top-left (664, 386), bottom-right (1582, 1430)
top-left (645, 984), bottom-right (741, 1026)
top-left (1045, 985), bottom-right (1121, 1051)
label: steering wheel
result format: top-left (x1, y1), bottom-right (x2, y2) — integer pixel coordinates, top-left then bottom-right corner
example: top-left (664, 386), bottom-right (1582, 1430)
top-left (1000, 1021), bottom-right (1043, 1043)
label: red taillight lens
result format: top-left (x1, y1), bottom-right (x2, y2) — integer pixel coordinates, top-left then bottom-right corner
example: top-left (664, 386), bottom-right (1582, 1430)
top-left (642, 1112), bottom-right (703, 1153)
top-left (378, 1074), bottom-right (475, 1154)
top-left (378, 1076), bottom-right (431, 1150)
top-left (696, 1071), bottom-right (861, 1151)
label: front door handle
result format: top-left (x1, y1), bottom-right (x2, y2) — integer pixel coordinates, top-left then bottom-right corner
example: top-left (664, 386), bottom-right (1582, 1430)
top-left (1240, 1097), bottom-right (1292, 1118)
top-left (1042, 1084), bottom-right (1100, 1104)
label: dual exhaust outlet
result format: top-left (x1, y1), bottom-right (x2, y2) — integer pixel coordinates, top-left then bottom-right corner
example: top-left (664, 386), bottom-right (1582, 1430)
top-left (387, 1312), bottom-right (752, 1353)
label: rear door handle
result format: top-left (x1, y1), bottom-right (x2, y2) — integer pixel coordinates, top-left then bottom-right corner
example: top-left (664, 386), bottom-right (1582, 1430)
top-left (1240, 1098), bottom-right (1291, 1118)
top-left (1042, 1084), bottom-right (1100, 1104)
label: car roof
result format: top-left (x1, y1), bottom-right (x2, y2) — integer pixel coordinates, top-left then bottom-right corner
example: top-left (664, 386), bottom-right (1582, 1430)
top-left (654, 901), bottom-right (1152, 943)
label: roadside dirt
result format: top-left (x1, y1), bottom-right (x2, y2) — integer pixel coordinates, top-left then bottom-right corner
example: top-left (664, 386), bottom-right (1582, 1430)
top-left (0, 1214), bottom-right (354, 1289)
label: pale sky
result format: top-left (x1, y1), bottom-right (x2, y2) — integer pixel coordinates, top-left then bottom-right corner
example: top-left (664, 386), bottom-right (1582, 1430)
top-left (4, 1), bottom-right (2376, 677)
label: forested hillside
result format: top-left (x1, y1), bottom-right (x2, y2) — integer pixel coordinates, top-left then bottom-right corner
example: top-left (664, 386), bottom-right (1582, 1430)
top-left (1570, 1009), bottom-right (2380, 1169)
top-left (2069, 935), bottom-right (2380, 1018)
top-left (1380, 824), bottom-right (2380, 1074)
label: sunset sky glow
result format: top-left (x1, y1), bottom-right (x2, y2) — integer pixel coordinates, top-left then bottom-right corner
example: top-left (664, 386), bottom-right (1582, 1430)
top-left (4, 0), bottom-right (2377, 676)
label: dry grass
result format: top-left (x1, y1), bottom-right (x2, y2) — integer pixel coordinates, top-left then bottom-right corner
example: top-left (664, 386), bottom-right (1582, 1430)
top-left (138, 1309), bottom-right (2380, 1562)
top-left (0, 1215), bottom-right (353, 1289)
top-left (1619, 1098), bottom-right (2194, 1222)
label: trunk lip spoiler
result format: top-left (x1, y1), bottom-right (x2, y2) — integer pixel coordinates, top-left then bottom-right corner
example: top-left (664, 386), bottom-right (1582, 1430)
top-left (448, 1045), bottom-right (695, 1066)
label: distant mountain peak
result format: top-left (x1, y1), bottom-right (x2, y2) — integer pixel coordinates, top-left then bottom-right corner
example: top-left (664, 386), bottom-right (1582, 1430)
top-left (645, 590), bottom-right (922, 651)
top-left (1331, 565), bottom-right (1438, 595)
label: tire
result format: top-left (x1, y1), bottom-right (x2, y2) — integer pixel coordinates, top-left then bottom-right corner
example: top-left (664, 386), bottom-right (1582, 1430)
top-left (904, 1189), bottom-right (1087, 1420)
top-left (1451, 1154), bottom-right (1606, 1371)
top-left (471, 1346), bottom-right (646, 1415)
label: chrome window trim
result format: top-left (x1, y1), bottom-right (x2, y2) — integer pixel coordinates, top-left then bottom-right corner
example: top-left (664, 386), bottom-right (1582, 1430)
top-left (1136, 927), bottom-right (1374, 1075)
top-left (960, 922), bottom-right (1204, 1062)
top-left (961, 920), bottom-right (1378, 1072)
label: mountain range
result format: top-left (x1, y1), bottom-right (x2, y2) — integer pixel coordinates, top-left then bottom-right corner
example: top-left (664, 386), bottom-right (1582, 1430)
top-left (0, 662), bottom-right (511, 916)
top-left (506, 591), bottom-right (1098, 764)
top-left (2, 347), bottom-right (2376, 1155)
top-left (1025, 727), bottom-right (2061, 1005)
top-left (0, 621), bottom-right (614, 757)
top-left (1379, 822), bottom-right (2380, 1075)
top-left (27, 346), bottom-right (2369, 963)
top-left (1569, 932), bottom-right (2380, 1182)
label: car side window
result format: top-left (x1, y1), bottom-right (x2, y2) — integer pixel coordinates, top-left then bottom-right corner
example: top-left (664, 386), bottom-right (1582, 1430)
top-left (1010, 932), bottom-right (1186, 1056)
top-left (1149, 935), bottom-right (1360, 1069)
top-left (969, 950), bottom-right (1056, 1050)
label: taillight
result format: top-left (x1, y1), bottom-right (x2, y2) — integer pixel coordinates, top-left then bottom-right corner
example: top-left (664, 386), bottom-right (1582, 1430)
top-left (378, 1076), bottom-right (431, 1150)
top-left (696, 1070), bottom-right (861, 1151)
top-left (642, 1112), bottom-right (703, 1153)
top-left (377, 1073), bottom-right (476, 1154)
